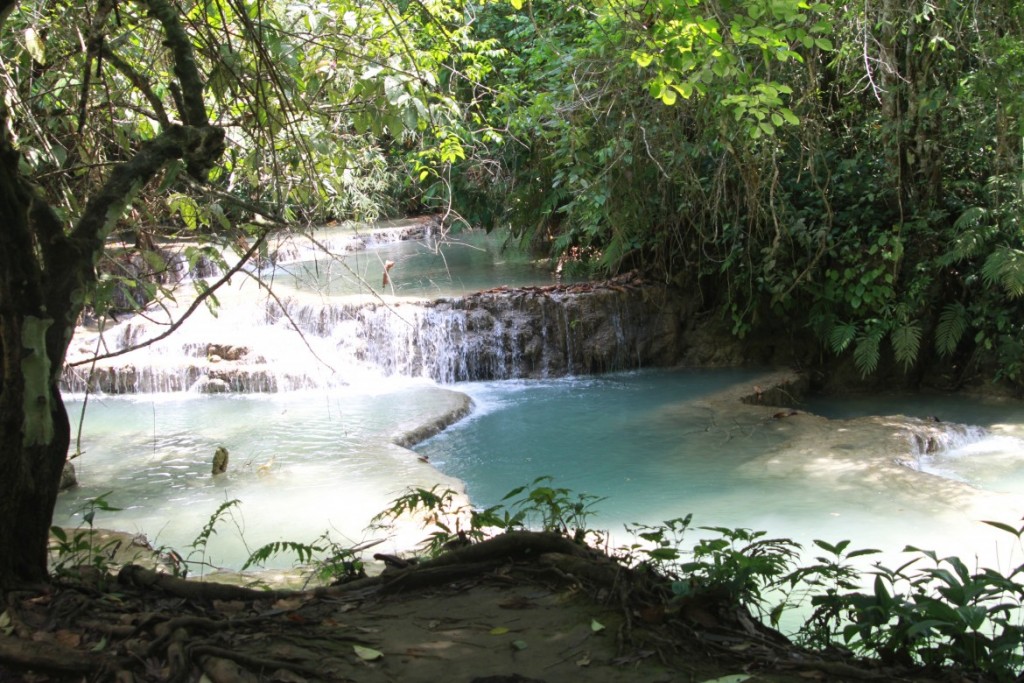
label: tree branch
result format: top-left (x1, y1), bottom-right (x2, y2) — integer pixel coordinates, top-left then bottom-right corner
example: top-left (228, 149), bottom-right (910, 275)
top-left (66, 231), bottom-right (269, 367)
top-left (100, 44), bottom-right (171, 127)
top-left (138, 0), bottom-right (210, 129)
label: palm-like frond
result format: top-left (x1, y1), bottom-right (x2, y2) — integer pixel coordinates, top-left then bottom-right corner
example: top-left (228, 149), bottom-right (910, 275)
top-left (891, 322), bottom-right (922, 370)
top-left (981, 247), bottom-right (1024, 298)
top-left (935, 303), bottom-right (968, 357)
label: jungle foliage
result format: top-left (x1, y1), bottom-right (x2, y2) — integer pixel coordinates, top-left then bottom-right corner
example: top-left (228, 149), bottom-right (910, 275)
top-left (446, 0), bottom-right (1024, 388)
top-left (3, 0), bottom-right (1021, 383)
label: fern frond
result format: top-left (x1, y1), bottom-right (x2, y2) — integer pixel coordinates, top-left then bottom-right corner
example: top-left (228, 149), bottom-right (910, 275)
top-left (935, 302), bottom-right (968, 357)
top-left (890, 322), bottom-right (922, 370)
top-left (853, 329), bottom-right (883, 377)
top-left (938, 207), bottom-right (990, 266)
top-left (953, 206), bottom-right (988, 231)
top-left (828, 322), bottom-right (858, 353)
top-left (982, 247), bottom-right (1024, 298)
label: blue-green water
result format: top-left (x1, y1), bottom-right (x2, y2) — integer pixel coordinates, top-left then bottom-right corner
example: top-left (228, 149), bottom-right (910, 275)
top-left (269, 229), bottom-right (565, 299)
top-left (56, 384), bottom-right (469, 568)
top-left (417, 369), bottom-right (777, 522)
top-left (416, 372), bottom-right (1024, 568)
top-left (808, 392), bottom-right (1024, 426)
top-left (57, 220), bottom-right (1024, 574)
top-left (57, 369), bottom-right (1024, 574)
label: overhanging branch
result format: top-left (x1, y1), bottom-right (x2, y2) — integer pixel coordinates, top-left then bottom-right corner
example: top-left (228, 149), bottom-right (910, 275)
top-left (67, 231), bottom-right (269, 367)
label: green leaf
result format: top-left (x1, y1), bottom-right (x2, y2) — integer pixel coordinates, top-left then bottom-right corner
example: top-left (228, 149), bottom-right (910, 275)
top-left (853, 332), bottom-right (882, 377)
top-left (982, 247), bottom-right (1024, 298)
top-left (353, 644), bottom-right (384, 661)
top-left (828, 322), bottom-right (857, 353)
top-left (935, 303), bottom-right (967, 357)
top-left (890, 322), bottom-right (922, 370)
top-left (780, 107), bottom-right (800, 125)
top-left (983, 520), bottom-right (1021, 536)
top-left (510, 0), bottom-right (523, 8)
top-left (24, 27), bottom-right (45, 64)
top-left (633, 52), bottom-right (654, 68)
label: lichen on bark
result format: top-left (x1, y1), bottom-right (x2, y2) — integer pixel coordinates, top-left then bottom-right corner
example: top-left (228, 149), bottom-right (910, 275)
top-left (19, 316), bottom-right (54, 447)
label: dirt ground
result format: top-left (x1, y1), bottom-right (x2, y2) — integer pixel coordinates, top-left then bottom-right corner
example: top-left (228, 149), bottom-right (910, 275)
top-left (0, 532), bottom-right (964, 683)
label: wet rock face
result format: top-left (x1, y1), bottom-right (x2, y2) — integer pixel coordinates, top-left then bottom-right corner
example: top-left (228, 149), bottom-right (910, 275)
top-left (66, 274), bottom-right (748, 393)
top-left (458, 286), bottom-right (685, 379)
top-left (343, 278), bottom-right (694, 382)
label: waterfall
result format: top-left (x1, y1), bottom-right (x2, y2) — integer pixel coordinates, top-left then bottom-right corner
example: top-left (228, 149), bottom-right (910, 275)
top-left (64, 218), bottom-right (687, 394)
top-left (63, 273), bottom-right (688, 394)
top-left (260, 279), bottom-right (687, 384)
top-left (893, 417), bottom-right (992, 481)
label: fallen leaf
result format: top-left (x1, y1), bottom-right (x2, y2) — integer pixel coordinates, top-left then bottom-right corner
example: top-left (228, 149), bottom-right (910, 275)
top-left (510, 639), bottom-right (528, 651)
top-left (91, 636), bottom-right (109, 652)
top-left (576, 654), bottom-right (591, 667)
top-left (274, 597), bottom-right (304, 611)
top-left (590, 618), bottom-right (605, 633)
top-left (489, 626), bottom-right (510, 635)
top-left (353, 644), bottom-right (384, 661)
top-left (0, 611), bottom-right (11, 636)
top-left (699, 676), bottom-right (751, 683)
top-left (55, 630), bottom-right (81, 648)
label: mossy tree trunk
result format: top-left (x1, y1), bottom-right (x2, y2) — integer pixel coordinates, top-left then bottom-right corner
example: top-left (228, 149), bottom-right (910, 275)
top-left (0, 0), bottom-right (225, 592)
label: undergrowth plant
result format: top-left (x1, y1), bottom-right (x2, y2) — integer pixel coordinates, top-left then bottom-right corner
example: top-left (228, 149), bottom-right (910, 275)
top-left (620, 512), bottom-right (1024, 681)
top-left (181, 498), bottom-right (242, 579)
top-left (371, 477), bottom-right (606, 557)
top-left (370, 484), bottom-right (521, 557)
top-left (621, 517), bottom-right (805, 628)
top-left (49, 492), bottom-right (124, 577)
top-left (802, 520), bottom-right (1024, 681)
top-left (243, 533), bottom-right (379, 587)
top-left (501, 476), bottom-right (606, 546)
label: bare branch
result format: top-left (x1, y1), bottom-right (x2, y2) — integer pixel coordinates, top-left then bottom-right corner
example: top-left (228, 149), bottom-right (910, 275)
top-left (67, 231), bottom-right (268, 367)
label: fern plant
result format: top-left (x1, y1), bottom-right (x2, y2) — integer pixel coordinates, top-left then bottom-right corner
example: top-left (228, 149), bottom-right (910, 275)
top-left (982, 247), bottom-right (1024, 299)
top-left (934, 302), bottom-right (969, 358)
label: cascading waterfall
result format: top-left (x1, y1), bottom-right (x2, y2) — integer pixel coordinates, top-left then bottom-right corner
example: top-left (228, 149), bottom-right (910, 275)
top-left (55, 224), bottom-right (1024, 574)
top-left (65, 272), bottom-right (687, 392)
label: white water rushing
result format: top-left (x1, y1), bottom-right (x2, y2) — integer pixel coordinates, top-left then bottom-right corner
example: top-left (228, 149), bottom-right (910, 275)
top-left (55, 224), bottom-right (1024, 577)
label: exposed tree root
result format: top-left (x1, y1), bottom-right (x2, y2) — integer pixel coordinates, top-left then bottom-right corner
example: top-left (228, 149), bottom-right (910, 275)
top-left (0, 531), bottom-right (953, 682)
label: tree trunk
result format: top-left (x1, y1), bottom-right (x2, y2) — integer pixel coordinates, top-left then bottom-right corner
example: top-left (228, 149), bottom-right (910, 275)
top-left (0, 0), bottom-right (226, 593)
top-left (0, 125), bottom-right (71, 589)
